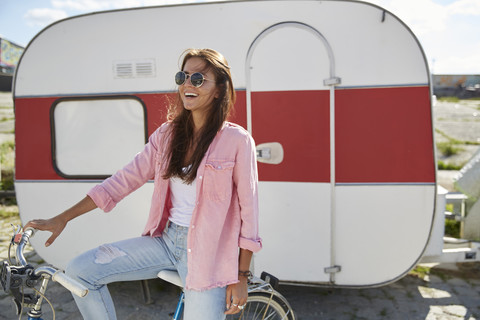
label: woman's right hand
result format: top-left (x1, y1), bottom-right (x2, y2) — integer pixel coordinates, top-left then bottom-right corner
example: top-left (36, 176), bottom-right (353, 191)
top-left (24, 215), bottom-right (67, 247)
top-left (24, 196), bottom-right (97, 247)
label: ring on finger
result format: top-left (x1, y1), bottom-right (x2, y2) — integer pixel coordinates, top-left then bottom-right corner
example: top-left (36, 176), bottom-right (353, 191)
top-left (238, 304), bottom-right (246, 310)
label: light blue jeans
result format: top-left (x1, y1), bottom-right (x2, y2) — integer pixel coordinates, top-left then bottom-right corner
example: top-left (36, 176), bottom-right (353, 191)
top-left (65, 222), bottom-right (227, 320)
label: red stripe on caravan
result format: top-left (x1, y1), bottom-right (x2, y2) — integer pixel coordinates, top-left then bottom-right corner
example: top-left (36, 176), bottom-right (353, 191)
top-left (15, 97), bottom-right (61, 180)
top-left (15, 88), bottom-right (433, 183)
top-left (251, 90), bottom-right (331, 183)
top-left (14, 94), bottom-right (176, 180)
top-left (249, 87), bottom-right (435, 183)
top-left (15, 92), bottom-right (248, 180)
top-left (335, 86), bottom-right (435, 183)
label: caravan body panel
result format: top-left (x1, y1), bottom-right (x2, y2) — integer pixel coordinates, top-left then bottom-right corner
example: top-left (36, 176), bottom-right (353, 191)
top-left (14, 0), bottom-right (435, 287)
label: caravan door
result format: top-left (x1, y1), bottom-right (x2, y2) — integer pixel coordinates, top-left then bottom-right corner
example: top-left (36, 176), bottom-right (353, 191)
top-left (247, 23), bottom-right (333, 283)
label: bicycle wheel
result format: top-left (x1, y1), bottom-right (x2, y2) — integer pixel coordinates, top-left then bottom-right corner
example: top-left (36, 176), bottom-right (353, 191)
top-left (226, 292), bottom-right (292, 320)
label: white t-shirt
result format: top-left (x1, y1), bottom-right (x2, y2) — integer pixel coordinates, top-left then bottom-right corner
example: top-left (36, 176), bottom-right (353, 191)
top-left (169, 174), bottom-right (196, 227)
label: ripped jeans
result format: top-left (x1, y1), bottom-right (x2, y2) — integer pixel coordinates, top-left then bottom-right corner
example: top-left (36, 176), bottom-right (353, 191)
top-left (66, 222), bottom-right (226, 320)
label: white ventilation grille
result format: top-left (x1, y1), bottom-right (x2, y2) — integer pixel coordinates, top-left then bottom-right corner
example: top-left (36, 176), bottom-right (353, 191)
top-left (113, 59), bottom-right (155, 78)
top-left (115, 63), bottom-right (134, 78)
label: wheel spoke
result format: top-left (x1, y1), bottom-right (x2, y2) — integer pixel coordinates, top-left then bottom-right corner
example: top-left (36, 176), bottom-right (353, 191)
top-left (225, 294), bottom-right (290, 320)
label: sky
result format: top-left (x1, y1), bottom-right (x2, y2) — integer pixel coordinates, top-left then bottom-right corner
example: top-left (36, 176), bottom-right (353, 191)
top-left (1, 0), bottom-right (479, 74)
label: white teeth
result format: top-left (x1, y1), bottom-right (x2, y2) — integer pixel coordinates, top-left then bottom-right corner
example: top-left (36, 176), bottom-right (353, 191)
top-left (185, 92), bottom-right (198, 97)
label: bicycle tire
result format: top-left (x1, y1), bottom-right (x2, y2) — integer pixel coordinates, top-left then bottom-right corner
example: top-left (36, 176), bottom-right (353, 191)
top-left (226, 292), bottom-right (293, 320)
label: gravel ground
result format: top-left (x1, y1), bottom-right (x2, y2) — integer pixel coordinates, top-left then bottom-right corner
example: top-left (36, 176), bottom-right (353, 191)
top-left (434, 99), bottom-right (480, 173)
top-left (2, 226), bottom-right (480, 320)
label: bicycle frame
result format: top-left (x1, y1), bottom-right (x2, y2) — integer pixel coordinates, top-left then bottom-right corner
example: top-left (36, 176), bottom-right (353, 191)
top-left (3, 226), bottom-right (294, 320)
top-left (172, 292), bottom-right (185, 320)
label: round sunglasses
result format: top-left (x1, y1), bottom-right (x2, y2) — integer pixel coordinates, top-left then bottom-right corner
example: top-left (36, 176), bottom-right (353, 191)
top-left (175, 71), bottom-right (213, 88)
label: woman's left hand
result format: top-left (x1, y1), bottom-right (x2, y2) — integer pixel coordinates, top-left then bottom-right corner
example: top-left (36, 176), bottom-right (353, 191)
top-left (224, 278), bottom-right (248, 314)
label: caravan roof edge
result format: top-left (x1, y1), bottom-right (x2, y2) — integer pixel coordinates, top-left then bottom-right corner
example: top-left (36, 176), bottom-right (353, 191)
top-left (12, 0), bottom-right (432, 98)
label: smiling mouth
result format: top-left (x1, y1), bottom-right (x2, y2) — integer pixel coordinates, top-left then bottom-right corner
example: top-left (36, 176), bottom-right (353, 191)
top-left (185, 92), bottom-right (198, 97)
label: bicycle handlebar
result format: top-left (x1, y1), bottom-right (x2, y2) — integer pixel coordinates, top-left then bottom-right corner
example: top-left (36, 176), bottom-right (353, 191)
top-left (14, 227), bottom-right (89, 298)
top-left (36, 266), bottom-right (88, 298)
top-left (15, 227), bottom-right (35, 267)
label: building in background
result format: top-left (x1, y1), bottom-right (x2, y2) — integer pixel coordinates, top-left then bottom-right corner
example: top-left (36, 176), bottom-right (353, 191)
top-left (433, 74), bottom-right (480, 98)
top-left (0, 38), bottom-right (24, 92)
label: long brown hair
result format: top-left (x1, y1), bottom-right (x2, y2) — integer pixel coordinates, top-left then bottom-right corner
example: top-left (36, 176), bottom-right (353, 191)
top-left (162, 48), bottom-right (236, 183)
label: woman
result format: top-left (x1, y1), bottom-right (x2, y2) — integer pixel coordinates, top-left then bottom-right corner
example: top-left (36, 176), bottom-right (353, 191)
top-left (24, 48), bottom-right (262, 320)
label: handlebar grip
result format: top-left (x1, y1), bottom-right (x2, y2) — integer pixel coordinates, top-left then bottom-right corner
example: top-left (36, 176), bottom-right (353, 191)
top-left (52, 271), bottom-right (88, 298)
top-left (23, 227), bottom-right (37, 237)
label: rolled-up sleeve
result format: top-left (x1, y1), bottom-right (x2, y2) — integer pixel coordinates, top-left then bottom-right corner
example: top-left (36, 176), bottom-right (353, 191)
top-left (233, 131), bottom-right (262, 252)
top-left (87, 124), bottom-right (167, 212)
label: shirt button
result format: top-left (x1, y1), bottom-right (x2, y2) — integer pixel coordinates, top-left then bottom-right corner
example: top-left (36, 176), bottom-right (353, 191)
top-left (199, 176), bottom-right (203, 179)
top-left (188, 249), bottom-right (192, 253)
top-left (191, 225), bottom-right (195, 229)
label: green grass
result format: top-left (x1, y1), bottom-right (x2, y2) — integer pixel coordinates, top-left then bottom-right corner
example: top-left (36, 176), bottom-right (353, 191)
top-left (0, 140), bottom-right (14, 168)
top-left (437, 141), bottom-right (463, 156)
top-left (442, 204), bottom-right (461, 238)
top-left (435, 128), bottom-right (479, 167)
top-left (0, 140), bottom-right (14, 152)
top-left (438, 96), bottom-right (480, 102)
top-left (0, 116), bottom-right (13, 122)
top-left (436, 128), bottom-right (479, 145)
top-left (445, 219), bottom-right (460, 238)
top-left (431, 269), bottom-right (452, 282)
top-left (409, 265), bottom-right (431, 279)
top-left (409, 265), bottom-right (452, 282)
top-left (0, 141), bottom-right (15, 192)
top-left (379, 308), bottom-right (388, 317)
top-left (1, 169), bottom-right (14, 191)
top-left (438, 96), bottom-right (460, 103)
top-left (0, 205), bottom-right (19, 218)
top-left (437, 160), bottom-right (463, 170)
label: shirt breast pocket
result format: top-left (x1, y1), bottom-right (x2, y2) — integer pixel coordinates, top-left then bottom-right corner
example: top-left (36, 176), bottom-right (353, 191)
top-left (204, 160), bottom-right (235, 202)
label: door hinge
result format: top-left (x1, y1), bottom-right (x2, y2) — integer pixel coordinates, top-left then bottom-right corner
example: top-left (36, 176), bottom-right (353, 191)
top-left (323, 77), bottom-right (342, 86)
top-left (324, 265), bottom-right (342, 274)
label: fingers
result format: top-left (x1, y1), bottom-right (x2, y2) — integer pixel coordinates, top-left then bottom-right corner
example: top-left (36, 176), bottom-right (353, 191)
top-left (224, 300), bottom-right (247, 315)
top-left (25, 219), bottom-right (48, 231)
top-left (225, 282), bottom-right (248, 314)
top-left (23, 220), bottom-right (38, 230)
top-left (237, 301), bottom-right (247, 312)
top-left (45, 234), bottom-right (58, 247)
top-left (225, 287), bottom-right (232, 310)
top-left (24, 218), bottom-right (64, 247)
top-left (225, 294), bottom-right (247, 315)
top-left (224, 303), bottom-right (238, 315)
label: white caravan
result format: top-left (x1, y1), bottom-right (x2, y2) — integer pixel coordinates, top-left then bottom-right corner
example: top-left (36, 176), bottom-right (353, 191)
top-left (14, 0), bottom-right (447, 287)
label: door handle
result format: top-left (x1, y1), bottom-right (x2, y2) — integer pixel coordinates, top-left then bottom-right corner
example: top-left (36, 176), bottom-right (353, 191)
top-left (256, 142), bottom-right (284, 164)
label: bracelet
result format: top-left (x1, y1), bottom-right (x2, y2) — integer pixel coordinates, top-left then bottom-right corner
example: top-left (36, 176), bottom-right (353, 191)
top-left (238, 270), bottom-right (252, 278)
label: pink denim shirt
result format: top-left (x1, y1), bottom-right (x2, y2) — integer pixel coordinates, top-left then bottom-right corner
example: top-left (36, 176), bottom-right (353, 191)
top-left (87, 122), bottom-right (262, 290)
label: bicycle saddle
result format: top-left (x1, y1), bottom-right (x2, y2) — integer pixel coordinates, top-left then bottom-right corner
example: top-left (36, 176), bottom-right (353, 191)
top-left (157, 270), bottom-right (183, 288)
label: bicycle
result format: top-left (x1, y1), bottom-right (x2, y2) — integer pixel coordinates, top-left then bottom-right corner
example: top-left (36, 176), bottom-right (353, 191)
top-left (2, 225), bottom-right (295, 320)
top-left (158, 269), bottom-right (295, 320)
top-left (1, 226), bottom-right (88, 320)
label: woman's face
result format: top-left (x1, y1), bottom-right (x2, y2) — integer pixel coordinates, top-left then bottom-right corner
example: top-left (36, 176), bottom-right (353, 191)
top-left (179, 57), bottom-right (219, 118)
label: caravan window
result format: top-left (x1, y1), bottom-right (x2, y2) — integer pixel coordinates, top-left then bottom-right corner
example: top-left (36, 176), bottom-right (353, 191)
top-left (51, 97), bottom-right (147, 178)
